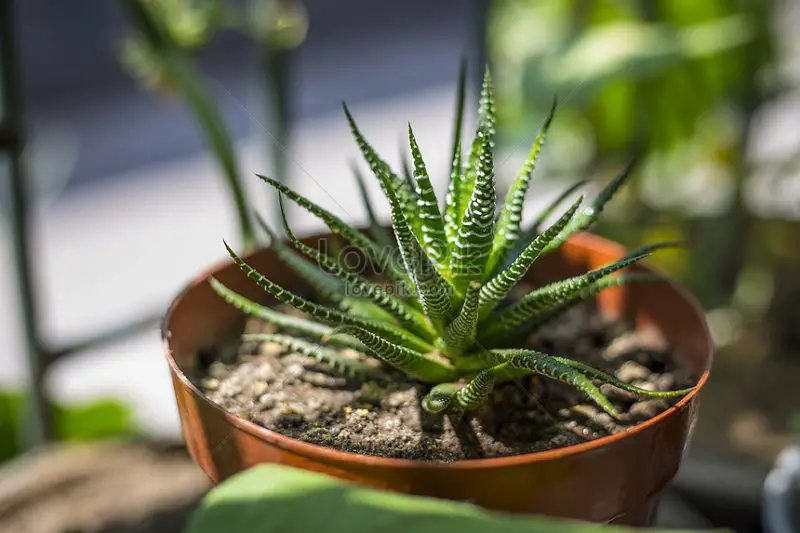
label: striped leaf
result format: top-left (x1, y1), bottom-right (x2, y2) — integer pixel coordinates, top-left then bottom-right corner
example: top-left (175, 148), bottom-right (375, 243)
top-left (210, 277), bottom-right (335, 339)
top-left (458, 68), bottom-right (496, 225)
top-left (480, 250), bottom-right (654, 342)
top-left (444, 140), bottom-right (463, 246)
top-left (421, 364), bottom-right (503, 413)
top-left (552, 357), bottom-right (694, 398)
top-left (442, 282), bottom-right (481, 354)
top-left (277, 196), bottom-right (433, 339)
top-left (478, 195), bottom-right (583, 319)
top-left (444, 60), bottom-right (467, 245)
top-left (244, 333), bottom-right (379, 380)
top-left (407, 123), bottom-right (448, 269)
top-left (255, 213), bottom-right (344, 304)
top-left (342, 104), bottom-right (424, 242)
top-left (528, 180), bottom-right (588, 236)
top-left (338, 297), bottom-right (400, 324)
top-left (493, 349), bottom-right (619, 418)
top-left (506, 180), bottom-right (587, 269)
top-left (223, 241), bottom-right (434, 354)
top-left (256, 174), bottom-right (407, 286)
top-left (543, 160), bottom-right (637, 255)
top-left (320, 236), bottom-right (405, 310)
top-left (487, 98), bottom-right (557, 277)
top-left (352, 162), bottom-right (394, 248)
top-left (399, 147), bottom-right (417, 198)
top-left (382, 164), bottom-right (456, 328)
top-left (450, 131), bottom-right (496, 292)
top-left (521, 273), bottom-right (667, 334)
top-left (330, 326), bottom-right (458, 383)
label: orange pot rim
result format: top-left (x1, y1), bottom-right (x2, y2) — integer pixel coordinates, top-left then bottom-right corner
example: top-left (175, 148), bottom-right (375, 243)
top-left (162, 232), bottom-right (713, 471)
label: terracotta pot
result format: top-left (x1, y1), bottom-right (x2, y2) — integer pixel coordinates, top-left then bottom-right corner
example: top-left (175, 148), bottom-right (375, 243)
top-left (163, 231), bottom-right (713, 526)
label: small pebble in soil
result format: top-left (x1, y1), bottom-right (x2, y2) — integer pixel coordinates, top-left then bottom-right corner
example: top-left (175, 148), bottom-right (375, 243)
top-left (616, 361), bottom-right (650, 382)
top-left (629, 399), bottom-right (669, 421)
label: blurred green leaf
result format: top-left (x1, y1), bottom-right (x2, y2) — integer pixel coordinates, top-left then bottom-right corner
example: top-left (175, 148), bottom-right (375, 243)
top-left (53, 398), bottom-right (138, 442)
top-left (187, 465), bottom-right (730, 533)
top-left (522, 16), bottom-right (753, 109)
top-left (121, 0), bottom-right (256, 249)
top-left (0, 389), bottom-right (137, 466)
top-left (0, 390), bottom-right (22, 464)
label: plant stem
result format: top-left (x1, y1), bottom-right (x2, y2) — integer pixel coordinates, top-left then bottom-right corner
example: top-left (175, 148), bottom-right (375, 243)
top-left (258, 40), bottom-right (291, 227)
top-left (121, 0), bottom-right (256, 250)
top-left (1, 0), bottom-right (52, 446)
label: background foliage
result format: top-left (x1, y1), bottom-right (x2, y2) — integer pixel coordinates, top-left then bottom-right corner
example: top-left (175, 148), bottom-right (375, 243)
top-left (489, 0), bottom-right (799, 360)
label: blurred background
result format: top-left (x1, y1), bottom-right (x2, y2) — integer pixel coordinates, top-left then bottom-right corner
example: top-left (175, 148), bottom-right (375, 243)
top-left (1, 0), bottom-right (798, 531)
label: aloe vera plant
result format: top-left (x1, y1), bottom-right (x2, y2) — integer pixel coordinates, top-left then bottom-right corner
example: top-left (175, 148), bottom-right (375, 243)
top-left (212, 65), bottom-right (693, 418)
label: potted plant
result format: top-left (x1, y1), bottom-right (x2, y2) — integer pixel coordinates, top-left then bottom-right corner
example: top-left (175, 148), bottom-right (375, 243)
top-left (163, 66), bottom-right (713, 526)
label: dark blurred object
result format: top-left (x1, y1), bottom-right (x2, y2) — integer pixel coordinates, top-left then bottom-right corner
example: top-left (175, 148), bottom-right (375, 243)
top-left (669, 458), bottom-right (770, 533)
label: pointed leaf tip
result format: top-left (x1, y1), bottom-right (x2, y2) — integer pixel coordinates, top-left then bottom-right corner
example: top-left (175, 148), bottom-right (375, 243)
top-left (543, 96), bottom-right (558, 129)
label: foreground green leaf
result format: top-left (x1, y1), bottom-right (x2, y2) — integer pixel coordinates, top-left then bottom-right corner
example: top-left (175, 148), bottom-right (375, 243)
top-left (187, 465), bottom-right (728, 533)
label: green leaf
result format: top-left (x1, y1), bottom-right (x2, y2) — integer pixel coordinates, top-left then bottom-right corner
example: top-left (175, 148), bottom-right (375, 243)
top-left (122, 0), bottom-right (254, 249)
top-left (399, 147), bottom-right (418, 198)
top-left (543, 160), bottom-right (637, 255)
top-left (256, 213), bottom-right (345, 305)
top-left (222, 241), bottom-right (434, 354)
top-left (444, 140), bottom-right (464, 246)
top-left (481, 249), bottom-right (655, 342)
top-left (53, 398), bottom-right (137, 443)
top-left (478, 195), bottom-right (583, 319)
top-left (450, 58), bottom-right (467, 180)
top-left (212, 273), bottom-right (396, 337)
top-left (458, 68), bottom-right (496, 226)
top-left (338, 297), bottom-right (400, 324)
top-left (444, 60), bottom-right (467, 245)
top-left (408, 123), bottom-right (448, 269)
top-left (551, 357), bottom-right (694, 398)
top-left (442, 282), bottom-right (481, 354)
top-left (522, 273), bottom-right (667, 333)
top-left (211, 278), bottom-right (338, 337)
top-left (487, 98), bottom-right (557, 277)
top-left (256, 174), bottom-right (408, 287)
top-left (330, 326), bottom-right (457, 384)
top-left (244, 333), bottom-right (380, 380)
top-left (187, 464), bottom-right (725, 533)
top-left (277, 196), bottom-right (433, 339)
top-left (342, 104), bottom-right (424, 243)
top-left (493, 349), bottom-right (619, 418)
top-left (352, 162), bottom-right (394, 248)
top-left (383, 168), bottom-right (456, 328)
top-left (529, 180), bottom-right (588, 236)
top-left (508, 180), bottom-right (587, 269)
top-left (421, 364), bottom-right (503, 413)
top-left (450, 130), bottom-right (496, 292)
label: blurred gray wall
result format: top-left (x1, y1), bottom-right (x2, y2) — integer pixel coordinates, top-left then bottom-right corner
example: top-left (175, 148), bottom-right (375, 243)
top-left (16, 0), bottom-right (487, 192)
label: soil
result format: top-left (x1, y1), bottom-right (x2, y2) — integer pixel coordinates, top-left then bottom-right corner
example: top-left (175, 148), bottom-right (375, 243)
top-left (193, 301), bottom-right (695, 462)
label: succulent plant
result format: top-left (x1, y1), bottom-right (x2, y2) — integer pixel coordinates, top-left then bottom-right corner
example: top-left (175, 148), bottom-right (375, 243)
top-left (211, 65), bottom-right (693, 418)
